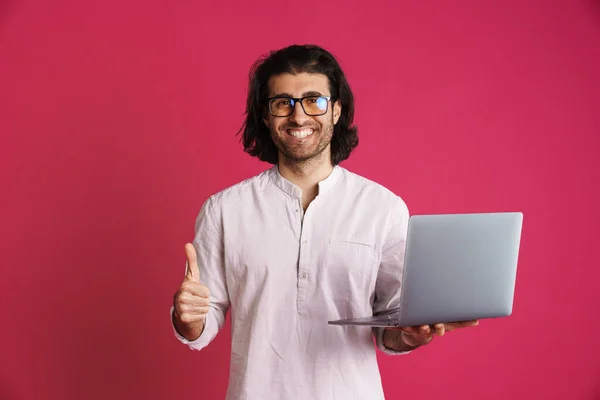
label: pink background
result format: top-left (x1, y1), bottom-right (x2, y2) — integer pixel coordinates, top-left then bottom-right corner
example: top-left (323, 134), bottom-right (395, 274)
top-left (2, 1), bottom-right (599, 399)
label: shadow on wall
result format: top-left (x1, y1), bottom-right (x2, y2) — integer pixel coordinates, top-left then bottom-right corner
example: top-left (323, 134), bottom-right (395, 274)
top-left (590, 0), bottom-right (600, 26)
top-left (0, 377), bottom-right (18, 400)
top-left (23, 130), bottom-right (229, 399)
top-left (30, 180), bottom-right (174, 399)
top-left (0, 0), bottom-right (18, 38)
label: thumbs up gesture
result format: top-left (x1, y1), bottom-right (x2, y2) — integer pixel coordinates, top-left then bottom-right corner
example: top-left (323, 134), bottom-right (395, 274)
top-left (173, 243), bottom-right (211, 340)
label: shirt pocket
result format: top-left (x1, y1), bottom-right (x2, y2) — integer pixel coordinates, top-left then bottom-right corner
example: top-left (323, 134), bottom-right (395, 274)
top-left (326, 237), bottom-right (378, 290)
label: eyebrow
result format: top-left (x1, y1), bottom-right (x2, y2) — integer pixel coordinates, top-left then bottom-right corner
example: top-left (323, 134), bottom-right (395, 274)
top-left (270, 90), bottom-right (327, 98)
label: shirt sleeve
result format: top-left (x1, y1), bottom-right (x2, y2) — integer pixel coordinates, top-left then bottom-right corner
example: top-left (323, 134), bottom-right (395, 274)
top-left (170, 196), bottom-right (230, 351)
top-left (372, 196), bottom-right (411, 355)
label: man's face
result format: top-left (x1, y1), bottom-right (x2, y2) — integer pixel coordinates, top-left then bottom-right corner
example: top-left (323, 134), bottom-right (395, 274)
top-left (264, 72), bottom-right (341, 165)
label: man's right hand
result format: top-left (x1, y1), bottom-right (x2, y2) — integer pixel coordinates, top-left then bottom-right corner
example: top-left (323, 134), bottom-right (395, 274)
top-left (172, 243), bottom-right (211, 341)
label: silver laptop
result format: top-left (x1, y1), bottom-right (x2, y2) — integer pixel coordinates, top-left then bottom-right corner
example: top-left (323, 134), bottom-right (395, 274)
top-left (328, 212), bottom-right (523, 327)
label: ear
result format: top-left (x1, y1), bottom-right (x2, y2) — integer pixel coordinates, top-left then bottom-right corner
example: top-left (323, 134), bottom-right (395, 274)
top-left (333, 100), bottom-right (342, 125)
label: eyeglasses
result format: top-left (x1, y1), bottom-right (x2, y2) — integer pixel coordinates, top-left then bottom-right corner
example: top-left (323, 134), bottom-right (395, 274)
top-left (267, 96), bottom-right (332, 117)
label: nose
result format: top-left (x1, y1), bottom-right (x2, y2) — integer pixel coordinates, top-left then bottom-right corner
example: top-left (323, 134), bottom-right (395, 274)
top-left (288, 100), bottom-right (310, 125)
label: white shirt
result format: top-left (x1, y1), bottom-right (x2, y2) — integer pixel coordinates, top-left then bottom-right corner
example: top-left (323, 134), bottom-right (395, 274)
top-left (171, 165), bottom-right (410, 399)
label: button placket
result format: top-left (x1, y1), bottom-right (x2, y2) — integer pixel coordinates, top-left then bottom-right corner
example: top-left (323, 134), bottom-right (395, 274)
top-left (296, 201), bottom-right (313, 316)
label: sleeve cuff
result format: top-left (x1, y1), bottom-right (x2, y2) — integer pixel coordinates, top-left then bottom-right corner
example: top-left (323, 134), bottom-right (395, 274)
top-left (374, 327), bottom-right (412, 356)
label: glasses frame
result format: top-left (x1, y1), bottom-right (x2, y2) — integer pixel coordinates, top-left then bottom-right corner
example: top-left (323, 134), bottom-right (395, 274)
top-left (267, 96), bottom-right (333, 117)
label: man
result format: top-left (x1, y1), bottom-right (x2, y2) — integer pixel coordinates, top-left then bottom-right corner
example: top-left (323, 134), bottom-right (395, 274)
top-left (171, 44), bottom-right (478, 399)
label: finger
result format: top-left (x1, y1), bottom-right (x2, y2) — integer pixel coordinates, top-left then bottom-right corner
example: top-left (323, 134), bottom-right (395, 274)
top-left (184, 243), bottom-right (200, 283)
top-left (177, 313), bottom-right (206, 324)
top-left (181, 281), bottom-right (210, 298)
top-left (177, 291), bottom-right (210, 307)
top-left (456, 320), bottom-right (479, 326)
top-left (179, 305), bottom-right (210, 316)
top-left (446, 320), bottom-right (480, 330)
top-left (434, 323), bottom-right (445, 336)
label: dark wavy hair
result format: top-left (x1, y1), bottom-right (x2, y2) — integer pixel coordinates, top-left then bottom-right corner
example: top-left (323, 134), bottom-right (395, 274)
top-left (238, 44), bottom-right (359, 165)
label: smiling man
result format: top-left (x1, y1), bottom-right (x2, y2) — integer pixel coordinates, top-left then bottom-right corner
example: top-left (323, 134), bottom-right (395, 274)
top-left (170, 44), bottom-right (477, 399)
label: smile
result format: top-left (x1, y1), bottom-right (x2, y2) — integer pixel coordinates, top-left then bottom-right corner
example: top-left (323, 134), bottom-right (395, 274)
top-left (286, 129), bottom-right (314, 139)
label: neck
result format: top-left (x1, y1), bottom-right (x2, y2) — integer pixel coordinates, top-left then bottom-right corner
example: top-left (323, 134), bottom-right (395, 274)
top-left (278, 152), bottom-right (334, 210)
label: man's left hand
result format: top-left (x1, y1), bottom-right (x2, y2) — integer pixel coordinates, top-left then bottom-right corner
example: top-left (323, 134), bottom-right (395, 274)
top-left (385, 320), bottom-right (480, 349)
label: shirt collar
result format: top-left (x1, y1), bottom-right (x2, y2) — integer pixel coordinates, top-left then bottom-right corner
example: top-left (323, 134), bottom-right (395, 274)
top-left (269, 164), bottom-right (343, 199)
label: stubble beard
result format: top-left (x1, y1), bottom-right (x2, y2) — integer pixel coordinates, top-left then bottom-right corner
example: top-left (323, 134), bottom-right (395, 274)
top-left (272, 122), bottom-right (334, 169)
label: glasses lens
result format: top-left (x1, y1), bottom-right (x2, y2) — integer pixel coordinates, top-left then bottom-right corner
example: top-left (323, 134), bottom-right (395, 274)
top-left (270, 98), bottom-right (294, 116)
top-left (303, 96), bottom-right (328, 115)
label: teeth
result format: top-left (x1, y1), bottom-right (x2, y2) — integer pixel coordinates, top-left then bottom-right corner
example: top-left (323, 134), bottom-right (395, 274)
top-left (287, 129), bottom-right (313, 138)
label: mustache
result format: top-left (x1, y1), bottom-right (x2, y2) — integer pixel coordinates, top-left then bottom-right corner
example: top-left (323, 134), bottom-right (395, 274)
top-left (283, 123), bottom-right (319, 130)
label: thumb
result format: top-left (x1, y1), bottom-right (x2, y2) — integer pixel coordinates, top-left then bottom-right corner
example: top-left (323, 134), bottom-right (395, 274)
top-left (184, 243), bottom-right (200, 283)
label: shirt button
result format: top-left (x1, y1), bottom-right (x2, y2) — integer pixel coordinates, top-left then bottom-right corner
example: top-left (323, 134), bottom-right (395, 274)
top-left (300, 272), bottom-right (308, 279)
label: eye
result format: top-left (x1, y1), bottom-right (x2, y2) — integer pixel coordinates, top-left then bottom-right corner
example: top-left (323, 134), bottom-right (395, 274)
top-left (274, 99), bottom-right (290, 107)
